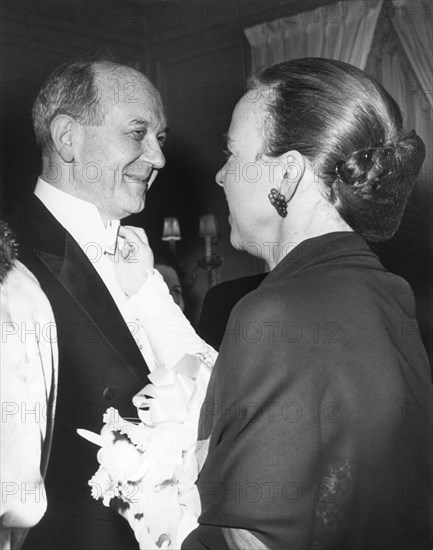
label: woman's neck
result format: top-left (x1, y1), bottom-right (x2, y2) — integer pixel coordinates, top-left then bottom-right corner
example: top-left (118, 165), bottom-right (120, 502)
top-left (268, 200), bottom-right (353, 270)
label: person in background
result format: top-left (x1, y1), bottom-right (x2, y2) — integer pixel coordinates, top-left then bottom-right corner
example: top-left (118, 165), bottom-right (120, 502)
top-left (154, 251), bottom-right (186, 312)
top-left (0, 219), bottom-right (58, 550)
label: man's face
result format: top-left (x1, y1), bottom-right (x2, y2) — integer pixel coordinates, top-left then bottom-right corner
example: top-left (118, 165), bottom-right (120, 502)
top-left (72, 69), bottom-right (167, 221)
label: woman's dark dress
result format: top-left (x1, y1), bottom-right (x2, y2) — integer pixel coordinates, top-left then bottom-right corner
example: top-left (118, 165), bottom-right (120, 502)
top-left (184, 232), bottom-right (433, 550)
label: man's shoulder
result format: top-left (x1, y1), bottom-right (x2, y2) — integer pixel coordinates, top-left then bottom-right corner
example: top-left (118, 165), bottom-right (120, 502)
top-left (8, 195), bottom-right (39, 239)
top-left (6, 195), bottom-right (70, 286)
top-left (8, 195), bottom-right (65, 249)
top-left (8, 193), bottom-right (47, 227)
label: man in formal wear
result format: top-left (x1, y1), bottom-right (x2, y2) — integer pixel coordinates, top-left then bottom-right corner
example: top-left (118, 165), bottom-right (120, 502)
top-left (8, 59), bottom-right (168, 549)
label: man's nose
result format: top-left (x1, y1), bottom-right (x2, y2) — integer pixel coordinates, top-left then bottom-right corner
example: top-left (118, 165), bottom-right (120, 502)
top-left (140, 142), bottom-right (166, 169)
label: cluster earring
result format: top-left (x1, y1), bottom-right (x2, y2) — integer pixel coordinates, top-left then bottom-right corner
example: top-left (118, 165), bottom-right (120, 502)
top-left (268, 188), bottom-right (288, 218)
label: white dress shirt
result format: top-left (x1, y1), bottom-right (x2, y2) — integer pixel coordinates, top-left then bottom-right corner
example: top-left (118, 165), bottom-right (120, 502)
top-left (34, 178), bottom-right (149, 354)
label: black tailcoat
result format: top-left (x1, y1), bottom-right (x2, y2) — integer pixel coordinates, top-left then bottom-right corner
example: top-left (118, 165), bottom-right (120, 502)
top-left (8, 195), bottom-right (146, 549)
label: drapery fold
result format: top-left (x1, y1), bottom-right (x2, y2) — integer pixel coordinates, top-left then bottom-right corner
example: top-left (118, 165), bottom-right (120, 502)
top-left (244, 0), bottom-right (383, 71)
top-left (372, 10), bottom-right (432, 205)
top-left (391, 1), bottom-right (433, 111)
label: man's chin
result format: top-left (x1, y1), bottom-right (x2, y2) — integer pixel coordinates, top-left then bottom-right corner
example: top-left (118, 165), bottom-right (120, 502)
top-left (118, 197), bottom-right (146, 219)
top-left (130, 198), bottom-right (146, 215)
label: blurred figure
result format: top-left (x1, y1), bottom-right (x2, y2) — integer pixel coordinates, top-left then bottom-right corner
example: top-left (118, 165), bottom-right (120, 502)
top-left (154, 263), bottom-right (185, 312)
top-left (153, 247), bottom-right (186, 312)
top-left (0, 219), bottom-right (58, 550)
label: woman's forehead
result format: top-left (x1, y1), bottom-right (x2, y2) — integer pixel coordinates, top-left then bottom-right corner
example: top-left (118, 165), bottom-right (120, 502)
top-left (229, 95), bottom-right (266, 138)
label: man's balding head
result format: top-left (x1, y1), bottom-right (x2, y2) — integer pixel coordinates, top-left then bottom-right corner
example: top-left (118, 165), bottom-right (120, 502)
top-left (32, 59), bottom-right (156, 156)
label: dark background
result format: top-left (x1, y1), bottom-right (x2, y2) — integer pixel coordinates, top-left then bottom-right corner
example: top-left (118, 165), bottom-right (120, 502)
top-left (1, 0), bottom-right (431, 364)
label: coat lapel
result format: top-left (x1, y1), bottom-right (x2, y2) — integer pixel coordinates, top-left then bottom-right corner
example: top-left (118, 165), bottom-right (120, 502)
top-left (20, 196), bottom-right (148, 383)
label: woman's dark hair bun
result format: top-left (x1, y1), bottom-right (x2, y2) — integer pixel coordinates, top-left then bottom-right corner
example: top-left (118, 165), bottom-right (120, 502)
top-left (335, 143), bottom-right (395, 198)
top-left (333, 129), bottom-right (425, 241)
top-left (335, 129), bottom-right (424, 202)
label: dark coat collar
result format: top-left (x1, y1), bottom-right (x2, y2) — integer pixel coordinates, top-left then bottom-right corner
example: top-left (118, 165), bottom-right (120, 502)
top-left (263, 231), bottom-right (381, 286)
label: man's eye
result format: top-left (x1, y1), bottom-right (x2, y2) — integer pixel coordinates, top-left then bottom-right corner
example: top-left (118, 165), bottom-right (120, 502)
top-left (132, 130), bottom-right (145, 140)
top-left (158, 135), bottom-right (167, 147)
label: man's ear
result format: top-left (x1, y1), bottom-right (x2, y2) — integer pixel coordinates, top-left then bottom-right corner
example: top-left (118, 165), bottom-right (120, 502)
top-left (50, 115), bottom-right (75, 163)
top-left (279, 150), bottom-right (306, 198)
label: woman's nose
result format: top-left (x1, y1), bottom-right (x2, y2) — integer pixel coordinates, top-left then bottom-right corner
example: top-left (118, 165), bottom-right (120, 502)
top-left (215, 166), bottom-right (224, 187)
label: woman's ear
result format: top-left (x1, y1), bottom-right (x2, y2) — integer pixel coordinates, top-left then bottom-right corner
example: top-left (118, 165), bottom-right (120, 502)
top-left (280, 150), bottom-right (306, 199)
top-left (50, 115), bottom-right (75, 163)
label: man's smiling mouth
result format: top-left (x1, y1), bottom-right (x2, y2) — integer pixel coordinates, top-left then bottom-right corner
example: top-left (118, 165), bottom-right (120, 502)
top-left (124, 173), bottom-right (151, 187)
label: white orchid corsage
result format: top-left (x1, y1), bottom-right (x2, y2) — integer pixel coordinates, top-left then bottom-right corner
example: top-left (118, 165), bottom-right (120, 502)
top-left (78, 269), bottom-right (216, 549)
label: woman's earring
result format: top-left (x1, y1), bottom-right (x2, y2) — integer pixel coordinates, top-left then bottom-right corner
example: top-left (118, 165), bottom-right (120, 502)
top-left (268, 188), bottom-right (288, 218)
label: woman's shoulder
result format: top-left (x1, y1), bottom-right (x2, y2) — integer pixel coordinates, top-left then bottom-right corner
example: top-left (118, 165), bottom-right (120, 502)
top-left (231, 266), bottom-right (343, 319)
top-left (228, 258), bottom-right (416, 335)
top-left (229, 276), bottom-right (303, 322)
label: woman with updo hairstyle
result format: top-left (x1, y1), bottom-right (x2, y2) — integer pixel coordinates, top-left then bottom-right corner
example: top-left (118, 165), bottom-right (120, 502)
top-left (249, 58), bottom-right (425, 243)
top-left (181, 58), bottom-right (433, 550)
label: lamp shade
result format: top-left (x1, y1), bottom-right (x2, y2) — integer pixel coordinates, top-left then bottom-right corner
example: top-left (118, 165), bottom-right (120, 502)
top-left (199, 214), bottom-right (218, 238)
top-left (162, 217), bottom-right (181, 241)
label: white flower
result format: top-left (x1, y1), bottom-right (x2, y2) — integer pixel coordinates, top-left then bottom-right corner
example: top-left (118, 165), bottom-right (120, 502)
top-left (80, 342), bottom-right (216, 548)
top-left (96, 438), bottom-right (143, 483)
